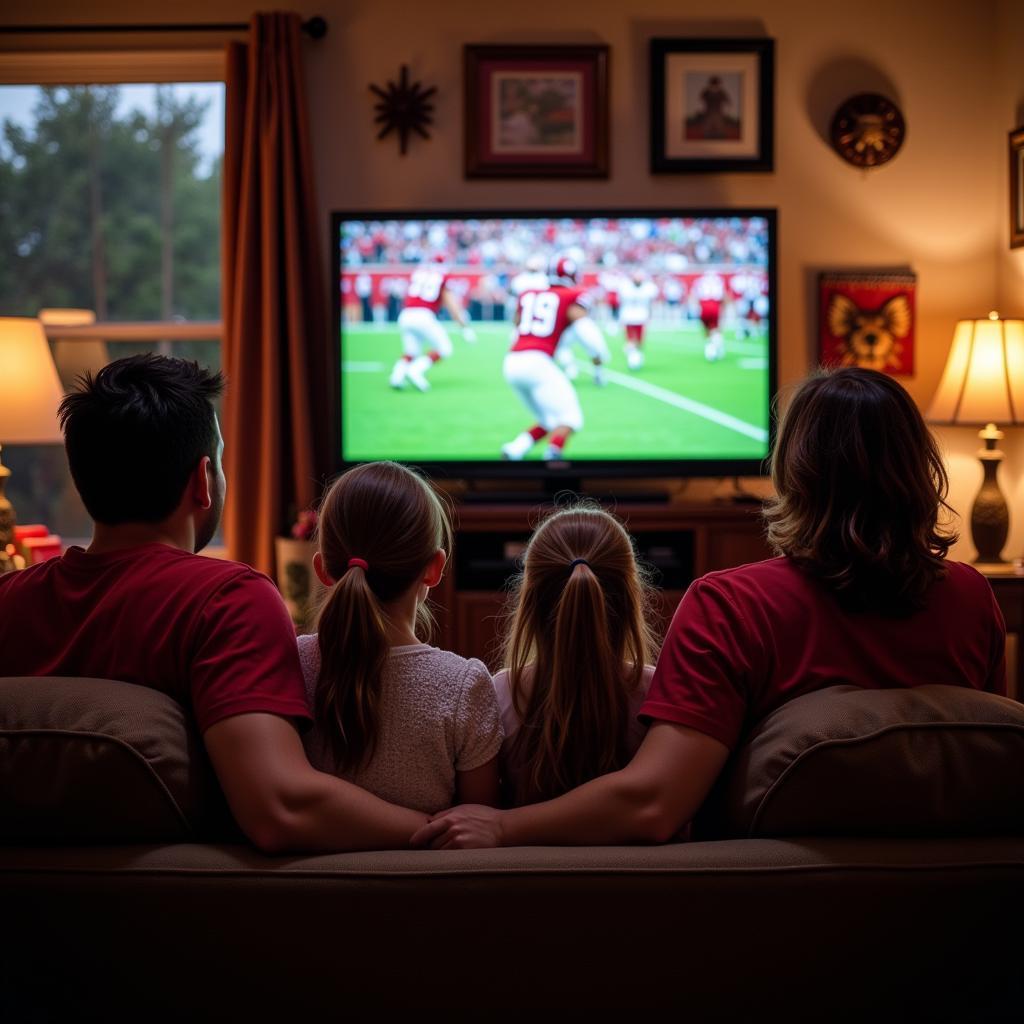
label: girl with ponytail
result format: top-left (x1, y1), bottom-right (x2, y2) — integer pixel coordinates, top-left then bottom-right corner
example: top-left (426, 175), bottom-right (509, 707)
top-left (298, 461), bottom-right (502, 813)
top-left (494, 504), bottom-right (658, 806)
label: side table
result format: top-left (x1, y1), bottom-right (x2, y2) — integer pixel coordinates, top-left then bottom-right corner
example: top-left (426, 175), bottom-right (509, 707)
top-left (981, 565), bottom-right (1024, 701)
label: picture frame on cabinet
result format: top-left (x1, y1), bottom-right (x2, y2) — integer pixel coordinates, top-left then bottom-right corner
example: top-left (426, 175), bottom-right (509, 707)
top-left (464, 44), bottom-right (609, 178)
top-left (650, 37), bottom-right (774, 173)
top-left (818, 271), bottom-right (916, 376)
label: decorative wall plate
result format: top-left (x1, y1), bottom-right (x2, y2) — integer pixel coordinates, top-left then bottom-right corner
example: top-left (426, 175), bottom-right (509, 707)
top-left (370, 65), bottom-right (436, 155)
top-left (829, 93), bottom-right (905, 168)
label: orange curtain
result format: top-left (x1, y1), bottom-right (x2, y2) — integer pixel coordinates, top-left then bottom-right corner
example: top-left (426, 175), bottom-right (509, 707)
top-left (222, 12), bottom-right (332, 573)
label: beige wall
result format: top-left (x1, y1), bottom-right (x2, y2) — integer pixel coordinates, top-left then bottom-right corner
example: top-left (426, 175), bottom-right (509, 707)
top-left (6, 0), bottom-right (1023, 559)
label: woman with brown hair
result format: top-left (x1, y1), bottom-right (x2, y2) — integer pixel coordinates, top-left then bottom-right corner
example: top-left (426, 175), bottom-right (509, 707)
top-left (414, 367), bottom-right (1007, 848)
top-left (300, 461), bottom-right (502, 813)
top-left (493, 505), bottom-right (657, 806)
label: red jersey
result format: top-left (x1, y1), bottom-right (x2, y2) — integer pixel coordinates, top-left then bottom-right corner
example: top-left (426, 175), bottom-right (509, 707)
top-left (404, 267), bottom-right (448, 313)
top-left (641, 558), bottom-right (1006, 751)
top-left (511, 286), bottom-right (592, 357)
top-left (0, 543), bottom-right (311, 735)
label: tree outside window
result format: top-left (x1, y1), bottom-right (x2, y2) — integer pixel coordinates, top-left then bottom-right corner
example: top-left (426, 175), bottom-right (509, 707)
top-left (0, 81), bottom-right (224, 543)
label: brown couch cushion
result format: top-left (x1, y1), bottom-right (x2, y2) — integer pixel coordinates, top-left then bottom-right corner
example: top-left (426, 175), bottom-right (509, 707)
top-left (0, 676), bottom-right (219, 842)
top-left (714, 684), bottom-right (1024, 838)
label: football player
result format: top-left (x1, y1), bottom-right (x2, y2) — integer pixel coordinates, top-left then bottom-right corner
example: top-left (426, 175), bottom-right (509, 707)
top-left (389, 254), bottom-right (476, 392)
top-left (510, 255), bottom-right (581, 381)
top-left (693, 270), bottom-right (727, 362)
top-left (501, 256), bottom-right (610, 463)
top-left (618, 269), bottom-right (659, 370)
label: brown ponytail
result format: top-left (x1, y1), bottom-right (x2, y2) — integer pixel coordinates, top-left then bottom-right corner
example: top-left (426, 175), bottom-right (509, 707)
top-left (503, 504), bottom-right (658, 804)
top-left (314, 461), bottom-right (452, 770)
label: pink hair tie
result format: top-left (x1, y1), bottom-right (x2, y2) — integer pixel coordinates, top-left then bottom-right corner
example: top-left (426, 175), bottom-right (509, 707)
top-left (347, 557), bottom-right (369, 571)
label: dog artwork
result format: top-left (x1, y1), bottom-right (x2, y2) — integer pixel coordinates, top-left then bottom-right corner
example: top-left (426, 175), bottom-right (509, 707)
top-left (818, 272), bottom-right (916, 375)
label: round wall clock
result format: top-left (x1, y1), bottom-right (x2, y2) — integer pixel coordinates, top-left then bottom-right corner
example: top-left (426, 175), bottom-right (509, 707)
top-left (829, 93), bottom-right (906, 168)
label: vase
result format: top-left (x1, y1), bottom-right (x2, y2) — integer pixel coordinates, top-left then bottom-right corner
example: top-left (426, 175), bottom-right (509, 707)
top-left (274, 537), bottom-right (325, 633)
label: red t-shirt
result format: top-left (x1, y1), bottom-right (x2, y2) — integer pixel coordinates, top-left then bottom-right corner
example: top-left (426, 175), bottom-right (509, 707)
top-left (641, 557), bottom-right (1007, 751)
top-left (512, 286), bottom-right (591, 357)
top-left (0, 543), bottom-right (312, 734)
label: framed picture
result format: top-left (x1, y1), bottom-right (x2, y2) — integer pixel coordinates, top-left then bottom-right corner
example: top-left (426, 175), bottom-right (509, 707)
top-left (464, 44), bottom-right (609, 178)
top-left (1010, 126), bottom-right (1024, 248)
top-left (818, 271), bottom-right (916, 376)
top-left (650, 37), bottom-right (773, 174)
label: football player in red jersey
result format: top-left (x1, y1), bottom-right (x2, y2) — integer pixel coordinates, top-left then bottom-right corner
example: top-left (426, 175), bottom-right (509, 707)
top-left (501, 256), bottom-right (610, 462)
top-left (389, 254), bottom-right (476, 392)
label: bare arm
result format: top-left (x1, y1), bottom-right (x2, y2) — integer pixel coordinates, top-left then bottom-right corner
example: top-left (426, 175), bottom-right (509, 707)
top-left (204, 712), bottom-right (428, 854)
top-left (455, 756), bottom-right (500, 807)
top-left (412, 721), bottom-right (729, 849)
top-left (442, 288), bottom-right (469, 327)
top-left (566, 305), bottom-right (610, 364)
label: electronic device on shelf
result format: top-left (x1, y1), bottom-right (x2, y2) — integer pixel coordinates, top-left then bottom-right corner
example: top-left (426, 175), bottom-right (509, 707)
top-left (332, 208), bottom-right (777, 492)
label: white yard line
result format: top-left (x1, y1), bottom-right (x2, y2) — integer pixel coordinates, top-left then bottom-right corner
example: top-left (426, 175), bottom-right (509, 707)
top-left (587, 366), bottom-right (769, 443)
top-left (342, 361), bottom-right (386, 372)
top-left (657, 337), bottom-right (768, 356)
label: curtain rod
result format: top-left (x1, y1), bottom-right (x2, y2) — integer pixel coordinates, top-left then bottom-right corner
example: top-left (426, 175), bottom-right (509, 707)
top-left (0, 17), bottom-right (328, 39)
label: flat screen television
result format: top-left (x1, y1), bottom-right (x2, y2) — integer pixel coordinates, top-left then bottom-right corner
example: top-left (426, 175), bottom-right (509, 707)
top-left (332, 208), bottom-right (776, 483)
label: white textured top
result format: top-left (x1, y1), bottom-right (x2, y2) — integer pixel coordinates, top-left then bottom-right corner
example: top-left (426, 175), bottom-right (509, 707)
top-left (298, 635), bottom-right (503, 814)
top-left (492, 664), bottom-right (655, 802)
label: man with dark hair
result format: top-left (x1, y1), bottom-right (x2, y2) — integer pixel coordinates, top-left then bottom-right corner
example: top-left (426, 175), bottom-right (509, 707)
top-left (0, 354), bottom-right (426, 852)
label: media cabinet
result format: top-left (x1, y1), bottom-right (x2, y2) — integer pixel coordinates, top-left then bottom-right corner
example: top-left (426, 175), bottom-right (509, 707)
top-left (432, 500), bottom-right (772, 669)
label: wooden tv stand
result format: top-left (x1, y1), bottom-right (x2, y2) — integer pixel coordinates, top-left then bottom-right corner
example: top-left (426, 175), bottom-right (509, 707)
top-left (432, 500), bottom-right (772, 669)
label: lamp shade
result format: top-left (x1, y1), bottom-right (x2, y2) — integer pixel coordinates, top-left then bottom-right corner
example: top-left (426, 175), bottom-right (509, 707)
top-left (0, 317), bottom-right (65, 443)
top-left (927, 315), bottom-right (1024, 425)
top-left (38, 308), bottom-right (109, 389)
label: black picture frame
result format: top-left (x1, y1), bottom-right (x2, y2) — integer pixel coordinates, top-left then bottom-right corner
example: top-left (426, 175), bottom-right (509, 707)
top-left (1010, 126), bottom-right (1024, 249)
top-left (650, 37), bottom-right (774, 174)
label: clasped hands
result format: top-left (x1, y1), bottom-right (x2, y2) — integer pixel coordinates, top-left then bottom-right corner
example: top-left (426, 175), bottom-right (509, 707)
top-left (410, 803), bottom-right (505, 850)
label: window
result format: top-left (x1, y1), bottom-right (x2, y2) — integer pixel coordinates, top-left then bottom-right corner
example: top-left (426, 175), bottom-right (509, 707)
top-left (0, 55), bottom-right (224, 544)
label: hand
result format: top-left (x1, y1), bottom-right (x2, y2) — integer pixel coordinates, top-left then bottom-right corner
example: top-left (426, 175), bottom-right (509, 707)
top-left (410, 804), bottom-right (505, 849)
top-left (462, 326), bottom-right (477, 344)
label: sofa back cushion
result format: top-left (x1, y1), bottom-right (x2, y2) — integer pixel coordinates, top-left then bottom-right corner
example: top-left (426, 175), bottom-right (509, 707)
top-left (712, 684), bottom-right (1024, 838)
top-left (0, 676), bottom-right (221, 842)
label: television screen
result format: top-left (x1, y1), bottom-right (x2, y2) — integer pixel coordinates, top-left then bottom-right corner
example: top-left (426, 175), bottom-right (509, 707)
top-left (334, 209), bottom-right (775, 476)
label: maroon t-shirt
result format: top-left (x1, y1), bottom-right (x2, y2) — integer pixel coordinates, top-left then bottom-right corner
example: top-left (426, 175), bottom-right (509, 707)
top-left (641, 557), bottom-right (1007, 751)
top-left (0, 542), bottom-right (311, 734)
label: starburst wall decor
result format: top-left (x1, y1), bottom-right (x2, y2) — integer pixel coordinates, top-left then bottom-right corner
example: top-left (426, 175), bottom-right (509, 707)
top-left (370, 65), bottom-right (436, 155)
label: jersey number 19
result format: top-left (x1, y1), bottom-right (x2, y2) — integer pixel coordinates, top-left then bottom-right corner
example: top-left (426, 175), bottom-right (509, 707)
top-left (519, 292), bottom-right (560, 337)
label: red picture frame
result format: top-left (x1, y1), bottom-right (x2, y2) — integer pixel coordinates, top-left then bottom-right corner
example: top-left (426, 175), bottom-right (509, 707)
top-left (818, 271), bottom-right (916, 376)
top-left (464, 44), bottom-right (609, 178)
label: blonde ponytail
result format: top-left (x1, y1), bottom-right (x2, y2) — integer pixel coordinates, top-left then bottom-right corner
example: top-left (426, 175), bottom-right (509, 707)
top-left (504, 505), bottom-right (657, 805)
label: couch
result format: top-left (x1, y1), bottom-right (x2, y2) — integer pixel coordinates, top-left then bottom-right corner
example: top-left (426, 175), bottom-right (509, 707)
top-left (2, 676), bottom-right (1024, 1019)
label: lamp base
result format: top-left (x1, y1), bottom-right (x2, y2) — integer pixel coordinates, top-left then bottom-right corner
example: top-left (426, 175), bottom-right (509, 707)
top-left (0, 444), bottom-right (14, 547)
top-left (0, 443), bottom-right (15, 573)
top-left (970, 424), bottom-right (1009, 565)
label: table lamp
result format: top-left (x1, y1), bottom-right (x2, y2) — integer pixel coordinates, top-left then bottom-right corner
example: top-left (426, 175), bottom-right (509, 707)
top-left (926, 312), bottom-right (1024, 564)
top-left (0, 318), bottom-right (66, 568)
top-left (38, 308), bottom-right (108, 389)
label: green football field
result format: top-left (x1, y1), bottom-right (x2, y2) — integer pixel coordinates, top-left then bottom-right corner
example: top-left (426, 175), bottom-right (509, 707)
top-left (341, 321), bottom-right (770, 462)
